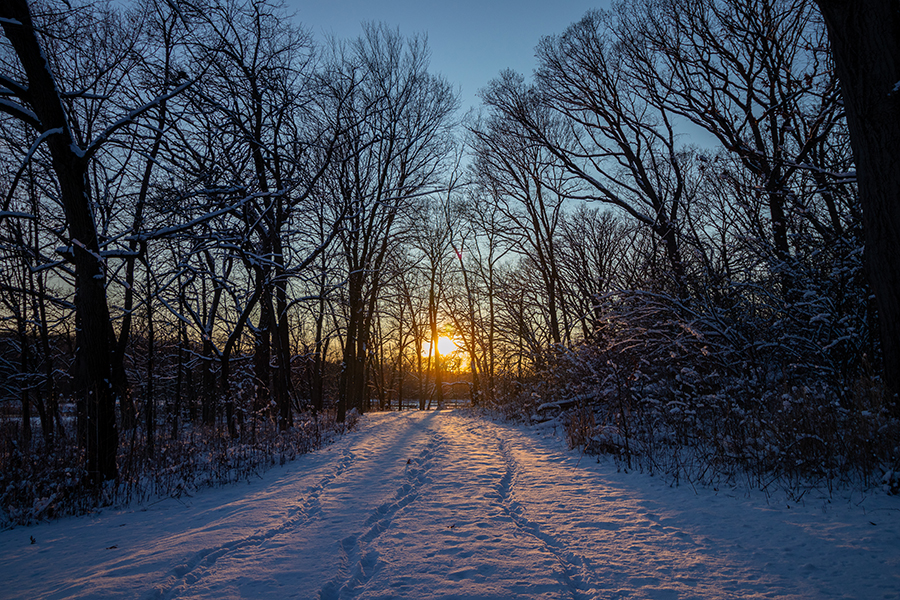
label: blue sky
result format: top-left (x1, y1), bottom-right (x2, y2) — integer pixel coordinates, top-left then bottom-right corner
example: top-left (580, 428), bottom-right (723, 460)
top-left (287, 0), bottom-right (609, 114)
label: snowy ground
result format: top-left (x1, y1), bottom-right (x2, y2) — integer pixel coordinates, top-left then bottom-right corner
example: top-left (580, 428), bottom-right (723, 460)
top-left (1, 410), bottom-right (898, 599)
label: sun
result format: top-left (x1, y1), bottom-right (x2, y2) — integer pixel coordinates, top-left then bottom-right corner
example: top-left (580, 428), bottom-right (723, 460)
top-left (436, 335), bottom-right (460, 356)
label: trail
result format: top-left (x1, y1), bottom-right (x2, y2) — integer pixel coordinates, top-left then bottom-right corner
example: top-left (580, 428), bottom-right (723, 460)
top-left (0, 411), bottom-right (897, 599)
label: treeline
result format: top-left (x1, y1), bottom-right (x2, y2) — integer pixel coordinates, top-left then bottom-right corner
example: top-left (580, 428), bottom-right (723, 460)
top-left (0, 0), bottom-right (896, 524)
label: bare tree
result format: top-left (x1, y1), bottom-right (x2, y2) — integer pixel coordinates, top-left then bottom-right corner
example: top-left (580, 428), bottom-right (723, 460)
top-left (478, 15), bottom-right (693, 301)
top-left (186, 0), bottom-right (316, 430)
top-left (557, 205), bottom-right (634, 340)
top-left (624, 0), bottom-right (844, 295)
top-left (0, 0), bottom-right (192, 481)
top-left (453, 187), bottom-right (517, 405)
top-left (409, 199), bottom-right (455, 409)
top-left (470, 102), bottom-right (575, 346)
top-left (324, 24), bottom-right (458, 421)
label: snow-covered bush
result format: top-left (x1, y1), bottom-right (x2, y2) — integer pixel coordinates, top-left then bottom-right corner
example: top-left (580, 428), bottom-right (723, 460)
top-left (0, 409), bottom-right (348, 528)
top-left (491, 269), bottom-right (899, 497)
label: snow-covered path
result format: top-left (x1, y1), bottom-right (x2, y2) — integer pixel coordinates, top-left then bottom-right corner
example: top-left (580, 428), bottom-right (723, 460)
top-left (1, 410), bottom-right (898, 599)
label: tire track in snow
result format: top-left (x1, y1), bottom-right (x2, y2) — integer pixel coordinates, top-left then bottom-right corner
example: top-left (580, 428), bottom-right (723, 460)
top-left (493, 434), bottom-right (603, 600)
top-left (147, 448), bottom-right (357, 600)
top-left (317, 427), bottom-right (440, 600)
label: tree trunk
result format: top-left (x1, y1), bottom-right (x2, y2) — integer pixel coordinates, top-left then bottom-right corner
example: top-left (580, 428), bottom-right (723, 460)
top-left (416, 336), bottom-right (426, 411)
top-left (18, 304), bottom-right (31, 449)
top-left (429, 283), bottom-right (444, 411)
top-left (173, 298), bottom-right (185, 440)
top-left (273, 247), bottom-right (293, 429)
top-left (2, 0), bottom-right (117, 481)
top-left (814, 0), bottom-right (900, 399)
top-left (200, 278), bottom-right (217, 426)
top-left (36, 269), bottom-right (59, 447)
top-left (144, 265), bottom-right (155, 458)
top-left (338, 272), bottom-right (365, 421)
top-left (312, 293), bottom-right (327, 415)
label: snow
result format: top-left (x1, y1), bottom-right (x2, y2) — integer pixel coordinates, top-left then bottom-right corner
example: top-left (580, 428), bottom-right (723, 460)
top-left (1, 410), bottom-right (898, 599)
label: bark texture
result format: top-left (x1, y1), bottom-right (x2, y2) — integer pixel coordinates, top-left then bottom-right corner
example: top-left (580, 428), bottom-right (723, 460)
top-left (1, 0), bottom-right (118, 480)
top-left (814, 0), bottom-right (900, 397)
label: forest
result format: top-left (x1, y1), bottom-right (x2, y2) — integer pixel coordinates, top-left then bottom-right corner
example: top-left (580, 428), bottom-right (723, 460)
top-left (1, 0), bottom-right (898, 526)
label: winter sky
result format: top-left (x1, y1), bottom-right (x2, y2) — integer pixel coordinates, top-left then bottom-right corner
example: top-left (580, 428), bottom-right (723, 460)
top-left (288, 0), bottom-right (610, 114)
